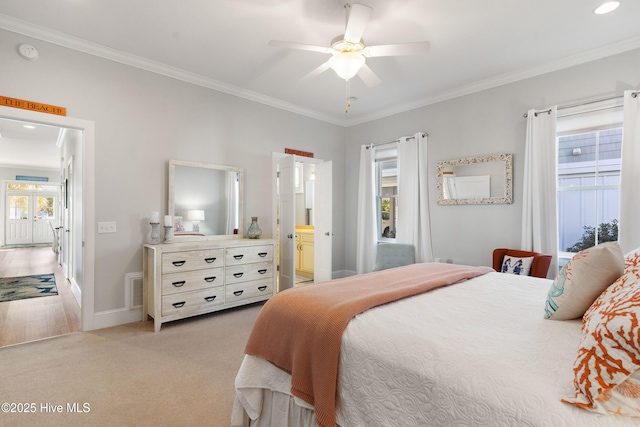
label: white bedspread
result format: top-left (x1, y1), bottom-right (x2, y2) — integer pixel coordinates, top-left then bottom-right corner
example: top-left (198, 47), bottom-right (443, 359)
top-left (234, 271), bottom-right (639, 427)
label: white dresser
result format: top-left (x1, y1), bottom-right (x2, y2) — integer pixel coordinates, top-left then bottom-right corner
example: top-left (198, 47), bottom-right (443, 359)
top-left (143, 238), bottom-right (275, 332)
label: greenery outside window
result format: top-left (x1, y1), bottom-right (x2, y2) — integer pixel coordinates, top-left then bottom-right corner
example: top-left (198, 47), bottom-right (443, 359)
top-left (557, 127), bottom-right (621, 256)
top-left (376, 157), bottom-right (398, 241)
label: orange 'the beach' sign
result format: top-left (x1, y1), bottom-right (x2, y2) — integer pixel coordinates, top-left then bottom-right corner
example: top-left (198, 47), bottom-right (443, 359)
top-left (0, 96), bottom-right (66, 116)
top-left (285, 148), bottom-right (314, 158)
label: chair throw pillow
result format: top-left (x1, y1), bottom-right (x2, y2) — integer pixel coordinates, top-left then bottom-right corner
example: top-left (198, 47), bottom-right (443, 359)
top-left (500, 255), bottom-right (534, 276)
top-left (563, 275), bottom-right (640, 415)
top-left (544, 242), bottom-right (624, 320)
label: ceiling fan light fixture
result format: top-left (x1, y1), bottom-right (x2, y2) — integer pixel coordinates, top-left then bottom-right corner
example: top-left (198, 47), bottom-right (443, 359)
top-left (329, 52), bottom-right (365, 80)
top-left (594, 1), bottom-right (620, 14)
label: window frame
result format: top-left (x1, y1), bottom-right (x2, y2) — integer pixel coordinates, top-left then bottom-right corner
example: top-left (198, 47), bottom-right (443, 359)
top-left (556, 125), bottom-right (622, 257)
top-left (374, 145), bottom-right (398, 243)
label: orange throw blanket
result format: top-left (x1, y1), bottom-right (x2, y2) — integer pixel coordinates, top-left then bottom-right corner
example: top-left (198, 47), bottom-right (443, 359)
top-left (244, 262), bottom-right (493, 427)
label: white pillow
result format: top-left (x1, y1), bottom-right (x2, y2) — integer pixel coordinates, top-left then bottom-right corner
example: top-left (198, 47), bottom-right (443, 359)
top-left (544, 242), bottom-right (624, 320)
top-left (501, 255), bottom-right (534, 276)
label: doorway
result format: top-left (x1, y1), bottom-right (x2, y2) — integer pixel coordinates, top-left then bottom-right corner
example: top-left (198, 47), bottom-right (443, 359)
top-left (273, 154), bottom-right (333, 291)
top-left (5, 187), bottom-right (58, 246)
top-left (0, 246), bottom-right (80, 347)
top-left (0, 105), bottom-right (96, 338)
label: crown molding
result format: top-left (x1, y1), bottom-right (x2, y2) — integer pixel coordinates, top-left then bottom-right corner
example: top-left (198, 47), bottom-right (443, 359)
top-left (345, 35), bottom-right (640, 127)
top-left (1, 14), bottom-right (638, 129)
top-left (0, 14), bottom-right (347, 127)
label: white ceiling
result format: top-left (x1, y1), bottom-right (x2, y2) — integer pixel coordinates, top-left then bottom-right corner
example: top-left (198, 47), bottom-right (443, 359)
top-left (0, 0), bottom-right (640, 167)
top-left (0, 118), bottom-right (60, 170)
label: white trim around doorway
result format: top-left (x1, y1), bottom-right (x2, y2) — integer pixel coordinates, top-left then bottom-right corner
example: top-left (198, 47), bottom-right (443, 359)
top-left (0, 105), bottom-right (96, 331)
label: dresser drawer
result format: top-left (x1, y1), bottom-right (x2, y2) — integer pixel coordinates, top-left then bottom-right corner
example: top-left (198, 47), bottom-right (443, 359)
top-left (162, 249), bottom-right (223, 273)
top-left (226, 279), bottom-right (273, 303)
top-left (161, 268), bottom-right (223, 295)
top-left (162, 286), bottom-right (224, 316)
top-left (226, 245), bottom-right (274, 266)
top-left (226, 261), bottom-right (273, 284)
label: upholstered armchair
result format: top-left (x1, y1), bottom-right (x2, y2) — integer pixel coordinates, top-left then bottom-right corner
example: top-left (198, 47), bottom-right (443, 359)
top-left (373, 243), bottom-right (416, 271)
top-left (492, 248), bottom-right (552, 278)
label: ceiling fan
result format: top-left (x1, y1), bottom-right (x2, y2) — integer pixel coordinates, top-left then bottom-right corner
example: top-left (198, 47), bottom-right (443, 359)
top-left (268, 1), bottom-right (430, 90)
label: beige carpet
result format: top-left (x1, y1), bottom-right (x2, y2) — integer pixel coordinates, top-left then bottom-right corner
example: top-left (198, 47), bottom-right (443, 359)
top-left (0, 302), bottom-right (264, 426)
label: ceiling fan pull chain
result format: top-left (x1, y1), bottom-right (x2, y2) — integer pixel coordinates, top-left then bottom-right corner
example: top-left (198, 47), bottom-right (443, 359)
top-left (345, 79), bottom-right (351, 113)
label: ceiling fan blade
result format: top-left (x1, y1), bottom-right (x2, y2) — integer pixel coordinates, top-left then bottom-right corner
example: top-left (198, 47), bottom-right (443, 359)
top-left (268, 40), bottom-right (332, 54)
top-left (364, 41), bottom-right (431, 57)
top-left (300, 60), bottom-right (332, 83)
top-left (344, 3), bottom-right (372, 43)
top-left (357, 63), bottom-right (381, 87)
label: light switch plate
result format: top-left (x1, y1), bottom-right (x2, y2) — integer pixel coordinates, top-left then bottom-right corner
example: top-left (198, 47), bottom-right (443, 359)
top-left (98, 222), bottom-right (116, 233)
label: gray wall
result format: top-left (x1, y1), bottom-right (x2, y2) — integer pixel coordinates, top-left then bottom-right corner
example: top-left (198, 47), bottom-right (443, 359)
top-left (343, 48), bottom-right (640, 274)
top-left (0, 29), bottom-right (345, 314)
top-left (2, 24), bottom-right (639, 320)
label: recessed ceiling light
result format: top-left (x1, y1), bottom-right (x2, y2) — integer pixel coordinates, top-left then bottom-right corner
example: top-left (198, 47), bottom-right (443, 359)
top-left (594, 1), bottom-right (620, 14)
top-left (23, 125), bottom-right (35, 129)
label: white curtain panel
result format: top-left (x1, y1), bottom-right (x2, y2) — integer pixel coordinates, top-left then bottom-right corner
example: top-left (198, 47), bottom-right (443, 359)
top-left (521, 107), bottom-right (559, 277)
top-left (396, 133), bottom-right (433, 263)
top-left (619, 90), bottom-right (640, 253)
top-left (356, 145), bottom-right (377, 274)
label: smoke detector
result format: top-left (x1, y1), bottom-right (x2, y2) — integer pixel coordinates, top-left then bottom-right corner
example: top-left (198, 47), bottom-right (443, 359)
top-left (18, 44), bottom-right (39, 60)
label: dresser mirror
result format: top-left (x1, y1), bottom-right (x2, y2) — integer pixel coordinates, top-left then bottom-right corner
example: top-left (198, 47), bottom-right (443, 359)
top-left (168, 159), bottom-right (243, 238)
top-left (437, 153), bottom-right (512, 205)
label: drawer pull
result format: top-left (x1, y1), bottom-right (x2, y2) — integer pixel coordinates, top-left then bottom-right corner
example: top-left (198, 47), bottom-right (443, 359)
top-left (258, 252), bottom-right (268, 257)
top-left (233, 290), bottom-right (244, 296)
top-left (171, 281), bottom-right (186, 287)
top-left (233, 272), bottom-right (244, 278)
top-left (204, 276), bottom-right (216, 282)
top-left (204, 296), bottom-right (217, 302)
top-left (172, 302), bottom-right (186, 308)
top-left (204, 257), bottom-right (217, 263)
top-left (233, 255), bottom-right (244, 260)
top-left (258, 269), bottom-right (267, 274)
top-left (172, 260), bottom-right (186, 267)
top-left (258, 286), bottom-right (267, 291)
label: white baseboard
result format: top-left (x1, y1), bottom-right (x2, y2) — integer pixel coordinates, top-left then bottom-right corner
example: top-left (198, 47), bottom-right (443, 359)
top-left (93, 307), bottom-right (143, 330)
top-left (70, 277), bottom-right (82, 306)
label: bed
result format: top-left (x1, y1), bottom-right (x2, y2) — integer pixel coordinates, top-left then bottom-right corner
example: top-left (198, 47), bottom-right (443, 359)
top-left (232, 257), bottom-right (640, 427)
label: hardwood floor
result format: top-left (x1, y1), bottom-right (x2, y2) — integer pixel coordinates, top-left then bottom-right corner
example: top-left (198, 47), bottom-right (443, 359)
top-left (0, 246), bottom-right (80, 347)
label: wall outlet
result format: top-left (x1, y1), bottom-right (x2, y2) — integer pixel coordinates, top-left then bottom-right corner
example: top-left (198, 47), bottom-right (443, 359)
top-left (98, 221), bottom-right (116, 233)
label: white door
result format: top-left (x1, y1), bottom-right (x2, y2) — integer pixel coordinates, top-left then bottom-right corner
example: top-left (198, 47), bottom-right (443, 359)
top-left (61, 158), bottom-right (74, 280)
top-left (5, 192), bottom-right (56, 245)
top-left (5, 194), bottom-right (31, 245)
top-left (314, 161), bottom-right (333, 282)
top-left (33, 194), bottom-right (57, 244)
top-left (278, 155), bottom-right (296, 291)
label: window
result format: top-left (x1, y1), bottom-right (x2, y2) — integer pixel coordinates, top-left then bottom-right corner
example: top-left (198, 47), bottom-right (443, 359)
top-left (557, 127), bottom-right (621, 254)
top-left (375, 149), bottom-right (398, 241)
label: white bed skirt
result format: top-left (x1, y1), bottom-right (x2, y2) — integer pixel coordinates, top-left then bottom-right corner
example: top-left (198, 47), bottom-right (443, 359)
top-left (231, 389), bottom-right (317, 427)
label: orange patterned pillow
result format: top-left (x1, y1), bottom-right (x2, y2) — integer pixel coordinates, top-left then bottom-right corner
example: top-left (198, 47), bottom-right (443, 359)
top-left (564, 276), bottom-right (640, 415)
top-left (625, 248), bottom-right (640, 278)
top-left (583, 272), bottom-right (640, 331)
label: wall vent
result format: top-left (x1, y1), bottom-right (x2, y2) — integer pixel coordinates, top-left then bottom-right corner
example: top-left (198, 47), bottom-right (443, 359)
top-left (125, 272), bottom-right (144, 309)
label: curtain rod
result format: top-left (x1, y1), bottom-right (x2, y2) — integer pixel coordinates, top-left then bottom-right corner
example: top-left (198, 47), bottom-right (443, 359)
top-left (366, 132), bottom-right (428, 149)
top-left (522, 91), bottom-right (639, 118)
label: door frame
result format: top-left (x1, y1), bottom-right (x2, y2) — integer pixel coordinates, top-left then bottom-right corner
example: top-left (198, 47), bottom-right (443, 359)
top-left (0, 105), bottom-right (96, 331)
top-left (4, 187), bottom-right (58, 246)
top-left (272, 153), bottom-right (331, 289)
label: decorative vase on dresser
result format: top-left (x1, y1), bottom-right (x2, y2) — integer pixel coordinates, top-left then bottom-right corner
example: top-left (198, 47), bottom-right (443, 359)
top-left (143, 238), bottom-right (275, 332)
top-left (247, 217), bottom-right (262, 239)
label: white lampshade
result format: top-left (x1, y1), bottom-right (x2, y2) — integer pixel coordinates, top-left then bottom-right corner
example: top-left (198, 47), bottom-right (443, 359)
top-left (329, 52), bottom-right (365, 80)
top-left (187, 210), bottom-right (205, 221)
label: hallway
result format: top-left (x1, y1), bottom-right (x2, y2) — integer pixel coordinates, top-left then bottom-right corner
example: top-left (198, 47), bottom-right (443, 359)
top-left (0, 246), bottom-right (80, 347)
